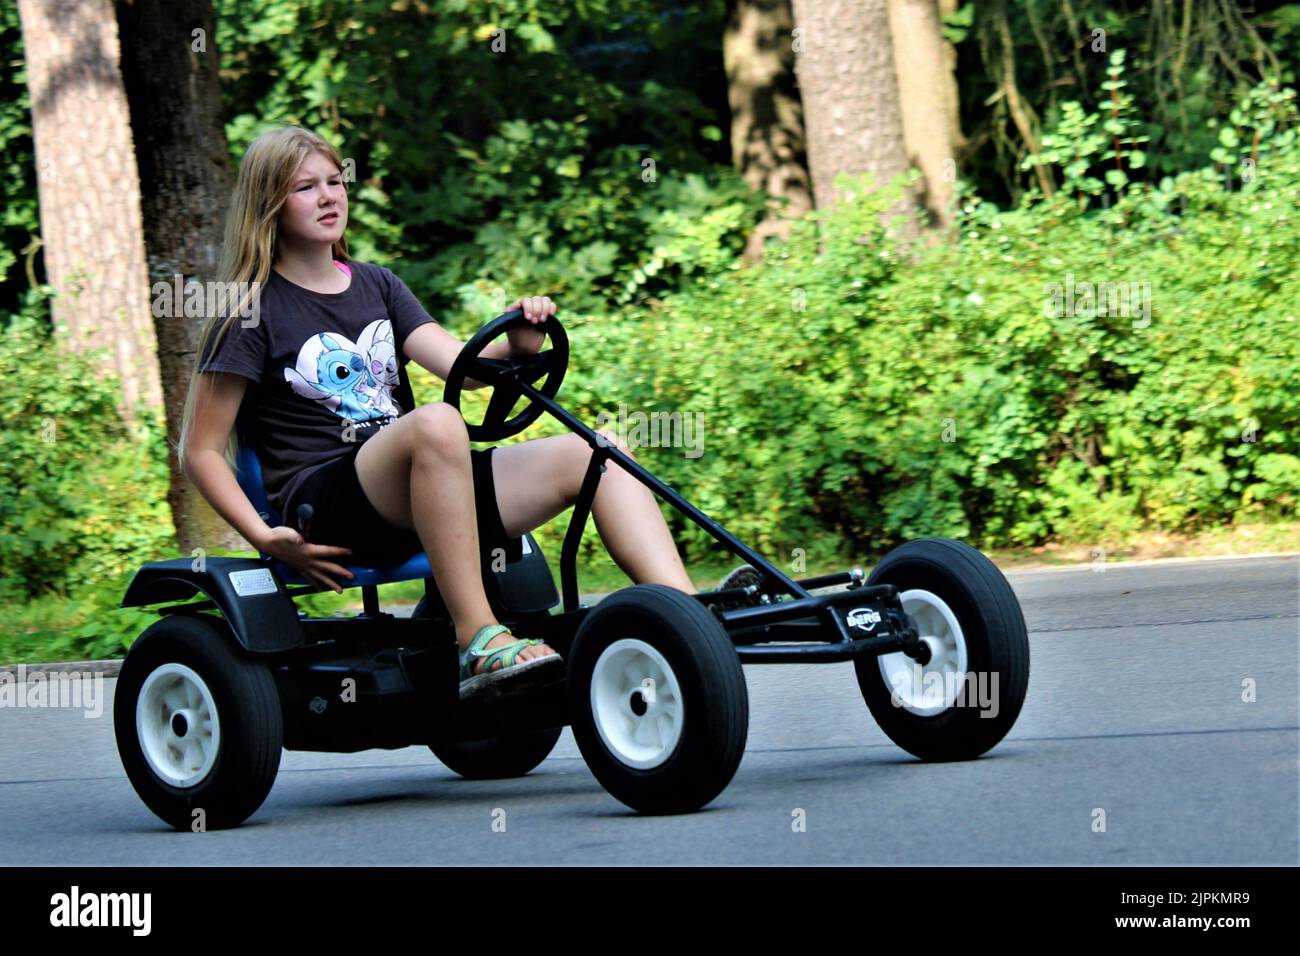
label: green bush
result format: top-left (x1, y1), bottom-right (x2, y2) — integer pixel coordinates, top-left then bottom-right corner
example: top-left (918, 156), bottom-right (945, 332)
top-left (560, 85), bottom-right (1300, 563)
top-left (0, 0), bottom-right (38, 318)
top-left (1, 294), bottom-right (174, 659)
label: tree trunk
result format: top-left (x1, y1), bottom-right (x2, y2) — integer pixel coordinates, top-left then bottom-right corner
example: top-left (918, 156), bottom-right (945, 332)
top-left (937, 0), bottom-right (967, 157)
top-left (723, 0), bottom-right (813, 261)
top-left (788, 0), bottom-right (911, 213)
top-left (888, 0), bottom-right (962, 227)
top-left (16, 0), bottom-right (162, 420)
top-left (115, 0), bottom-right (245, 554)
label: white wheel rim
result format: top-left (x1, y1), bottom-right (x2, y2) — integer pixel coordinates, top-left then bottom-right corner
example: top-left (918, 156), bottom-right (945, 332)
top-left (590, 639), bottom-right (685, 769)
top-left (136, 663), bottom-right (221, 788)
top-left (877, 589), bottom-right (969, 717)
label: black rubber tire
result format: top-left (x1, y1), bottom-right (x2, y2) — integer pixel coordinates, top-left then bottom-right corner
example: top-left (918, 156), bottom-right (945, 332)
top-left (429, 726), bottom-right (563, 780)
top-left (417, 586), bottom-right (560, 779)
top-left (567, 584), bottom-right (748, 814)
top-left (113, 614), bottom-right (283, 831)
top-left (854, 538), bottom-right (1029, 761)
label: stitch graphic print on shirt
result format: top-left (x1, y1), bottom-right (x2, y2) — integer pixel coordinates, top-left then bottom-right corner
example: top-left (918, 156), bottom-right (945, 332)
top-left (284, 318), bottom-right (402, 422)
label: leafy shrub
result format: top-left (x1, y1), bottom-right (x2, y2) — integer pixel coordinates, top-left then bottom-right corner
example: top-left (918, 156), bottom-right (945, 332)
top-left (0, 296), bottom-right (174, 602)
top-left (562, 84), bottom-right (1300, 564)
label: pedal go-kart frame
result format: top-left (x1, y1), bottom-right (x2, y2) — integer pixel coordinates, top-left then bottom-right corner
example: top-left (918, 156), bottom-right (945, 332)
top-left (115, 311), bottom-right (1027, 829)
top-left (450, 313), bottom-right (924, 662)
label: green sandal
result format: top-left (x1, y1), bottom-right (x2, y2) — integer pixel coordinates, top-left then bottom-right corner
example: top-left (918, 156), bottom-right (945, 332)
top-left (458, 624), bottom-right (563, 698)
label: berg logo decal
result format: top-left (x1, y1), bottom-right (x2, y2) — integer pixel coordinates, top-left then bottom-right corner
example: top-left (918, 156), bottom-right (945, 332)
top-left (846, 607), bottom-right (882, 632)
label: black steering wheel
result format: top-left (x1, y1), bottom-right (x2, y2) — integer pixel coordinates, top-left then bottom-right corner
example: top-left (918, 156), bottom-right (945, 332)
top-left (442, 310), bottom-right (569, 442)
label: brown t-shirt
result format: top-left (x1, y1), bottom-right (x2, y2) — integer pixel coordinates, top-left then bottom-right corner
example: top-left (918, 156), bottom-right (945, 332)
top-left (197, 260), bottom-right (439, 521)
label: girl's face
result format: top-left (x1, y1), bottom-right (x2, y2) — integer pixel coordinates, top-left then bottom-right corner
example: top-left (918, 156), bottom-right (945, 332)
top-left (278, 151), bottom-right (348, 247)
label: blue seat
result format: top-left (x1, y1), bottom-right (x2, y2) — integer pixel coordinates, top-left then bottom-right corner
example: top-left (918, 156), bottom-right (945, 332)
top-left (235, 435), bottom-right (433, 588)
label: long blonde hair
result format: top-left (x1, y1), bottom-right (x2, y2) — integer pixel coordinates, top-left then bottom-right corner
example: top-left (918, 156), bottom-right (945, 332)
top-left (177, 125), bottom-right (350, 478)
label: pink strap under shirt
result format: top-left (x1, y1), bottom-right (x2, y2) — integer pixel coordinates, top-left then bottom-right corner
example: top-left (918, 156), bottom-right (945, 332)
top-left (333, 259), bottom-right (352, 278)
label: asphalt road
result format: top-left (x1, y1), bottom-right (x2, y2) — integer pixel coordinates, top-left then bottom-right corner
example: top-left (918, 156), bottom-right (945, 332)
top-left (2, 555), bottom-right (1296, 865)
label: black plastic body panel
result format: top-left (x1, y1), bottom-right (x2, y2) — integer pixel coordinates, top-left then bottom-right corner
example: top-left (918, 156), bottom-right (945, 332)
top-left (273, 612), bottom-right (566, 751)
top-left (119, 557), bottom-right (303, 652)
top-left (486, 533), bottom-right (560, 616)
top-left (275, 638), bottom-right (458, 753)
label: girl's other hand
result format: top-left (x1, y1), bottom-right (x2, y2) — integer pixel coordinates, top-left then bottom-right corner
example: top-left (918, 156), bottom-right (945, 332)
top-left (259, 525), bottom-right (355, 593)
top-left (504, 295), bottom-right (556, 355)
top-left (506, 295), bottom-right (556, 323)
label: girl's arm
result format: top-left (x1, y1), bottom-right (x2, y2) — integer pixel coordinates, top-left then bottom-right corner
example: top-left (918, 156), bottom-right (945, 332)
top-left (402, 321), bottom-right (489, 389)
top-left (402, 295), bottom-right (555, 388)
top-left (182, 372), bottom-right (275, 551)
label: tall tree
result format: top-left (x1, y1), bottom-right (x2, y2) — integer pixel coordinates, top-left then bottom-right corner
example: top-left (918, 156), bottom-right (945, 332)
top-left (788, 0), bottom-right (912, 213)
top-left (888, 0), bottom-right (963, 227)
top-left (723, 0), bottom-right (813, 261)
top-left (16, 0), bottom-right (162, 419)
top-left (937, 0), bottom-right (966, 163)
top-left (115, 0), bottom-right (242, 553)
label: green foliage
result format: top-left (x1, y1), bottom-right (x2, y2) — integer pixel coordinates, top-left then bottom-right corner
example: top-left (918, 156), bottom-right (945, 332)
top-left (567, 87), bottom-right (1300, 564)
top-left (1021, 50), bottom-right (1150, 200)
top-left (0, 0), bottom-right (39, 318)
top-left (940, 3), bottom-right (974, 45)
top-left (0, 299), bottom-right (175, 600)
top-left (959, 1), bottom-right (1300, 204)
top-left (213, 0), bottom-right (750, 329)
top-left (1207, 84), bottom-right (1299, 176)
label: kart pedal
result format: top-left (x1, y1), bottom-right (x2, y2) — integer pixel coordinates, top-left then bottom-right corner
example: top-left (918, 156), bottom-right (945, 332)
top-left (710, 564), bottom-right (767, 613)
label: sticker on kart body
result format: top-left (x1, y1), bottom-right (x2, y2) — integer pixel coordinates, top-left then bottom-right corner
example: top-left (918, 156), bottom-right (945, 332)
top-left (846, 607), bottom-right (882, 632)
top-left (228, 568), bottom-right (278, 597)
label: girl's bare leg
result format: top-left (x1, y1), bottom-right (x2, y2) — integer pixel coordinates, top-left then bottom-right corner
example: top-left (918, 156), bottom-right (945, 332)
top-left (490, 431), bottom-right (697, 594)
top-left (588, 441), bottom-right (696, 593)
top-left (352, 403), bottom-right (555, 668)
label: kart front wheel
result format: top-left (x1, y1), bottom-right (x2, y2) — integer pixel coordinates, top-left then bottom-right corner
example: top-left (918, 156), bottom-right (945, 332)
top-left (855, 538), bottom-right (1029, 761)
top-left (567, 584), bottom-right (748, 814)
top-left (114, 614), bottom-right (282, 831)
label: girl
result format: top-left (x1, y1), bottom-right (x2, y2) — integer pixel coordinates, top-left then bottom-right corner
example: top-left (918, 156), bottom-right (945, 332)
top-left (178, 125), bottom-right (698, 697)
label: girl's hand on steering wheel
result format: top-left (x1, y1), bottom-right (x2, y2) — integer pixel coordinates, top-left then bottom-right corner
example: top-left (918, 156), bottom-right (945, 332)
top-left (259, 525), bottom-right (355, 593)
top-left (505, 295), bottom-right (555, 356)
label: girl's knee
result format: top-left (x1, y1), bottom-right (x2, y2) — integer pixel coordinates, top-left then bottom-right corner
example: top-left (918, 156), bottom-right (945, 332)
top-left (409, 402), bottom-right (469, 462)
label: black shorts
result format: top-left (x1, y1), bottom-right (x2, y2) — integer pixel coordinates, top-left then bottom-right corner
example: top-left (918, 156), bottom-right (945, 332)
top-left (284, 443), bottom-right (522, 568)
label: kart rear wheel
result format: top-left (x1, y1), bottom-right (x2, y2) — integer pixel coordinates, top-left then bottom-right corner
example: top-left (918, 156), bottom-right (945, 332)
top-left (855, 538), bottom-right (1029, 761)
top-left (114, 614), bottom-right (282, 830)
top-left (568, 584), bottom-right (748, 814)
top-left (429, 727), bottom-right (563, 780)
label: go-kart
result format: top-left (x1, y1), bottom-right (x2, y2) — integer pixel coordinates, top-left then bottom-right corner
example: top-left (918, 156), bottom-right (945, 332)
top-left (114, 310), bottom-right (1030, 830)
